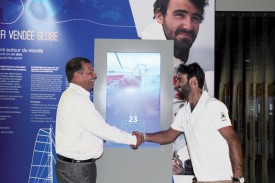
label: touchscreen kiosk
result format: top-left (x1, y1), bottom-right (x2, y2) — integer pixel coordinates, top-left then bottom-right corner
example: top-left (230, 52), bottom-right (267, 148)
top-left (94, 39), bottom-right (173, 183)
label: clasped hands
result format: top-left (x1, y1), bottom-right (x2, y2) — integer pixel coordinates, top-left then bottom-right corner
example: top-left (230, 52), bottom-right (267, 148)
top-left (130, 131), bottom-right (144, 149)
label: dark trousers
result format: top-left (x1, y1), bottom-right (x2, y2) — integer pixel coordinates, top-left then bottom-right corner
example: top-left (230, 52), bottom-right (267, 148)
top-left (56, 158), bottom-right (97, 183)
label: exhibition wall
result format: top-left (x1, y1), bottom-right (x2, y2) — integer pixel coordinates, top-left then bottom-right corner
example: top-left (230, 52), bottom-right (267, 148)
top-left (0, 0), bottom-right (214, 182)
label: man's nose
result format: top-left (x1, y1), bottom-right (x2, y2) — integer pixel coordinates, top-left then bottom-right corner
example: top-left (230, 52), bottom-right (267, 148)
top-left (175, 80), bottom-right (180, 86)
top-left (92, 72), bottom-right (97, 80)
top-left (180, 16), bottom-right (193, 31)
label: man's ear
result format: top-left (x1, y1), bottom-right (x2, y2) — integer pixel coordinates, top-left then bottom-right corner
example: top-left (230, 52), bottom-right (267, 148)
top-left (189, 77), bottom-right (197, 86)
top-left (73, 72), bottom-right (81, 82)
top-left (155, 9), bottom-right (164, 24)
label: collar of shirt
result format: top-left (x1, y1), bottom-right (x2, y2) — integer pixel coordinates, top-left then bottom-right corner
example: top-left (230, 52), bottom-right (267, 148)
top-left (186, 91), bottom-right (209, 113)
top-left (69, 83), bottom-right (90, 98)
top-left (198, 91), bottom-right (209, 106)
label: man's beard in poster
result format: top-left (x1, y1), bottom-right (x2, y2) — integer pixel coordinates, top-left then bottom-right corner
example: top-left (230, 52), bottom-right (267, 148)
top-left (174, 28), bottom-right (196, 50)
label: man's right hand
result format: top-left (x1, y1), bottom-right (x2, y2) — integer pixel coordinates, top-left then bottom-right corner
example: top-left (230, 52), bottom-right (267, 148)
top-left (130, 131), bottom-right (144, 149)
top-left (172, 155), bottom-right (184, 175)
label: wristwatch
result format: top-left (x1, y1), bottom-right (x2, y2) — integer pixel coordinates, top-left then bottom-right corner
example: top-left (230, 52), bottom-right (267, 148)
top-left (232, 177), bottom-right (245, 183)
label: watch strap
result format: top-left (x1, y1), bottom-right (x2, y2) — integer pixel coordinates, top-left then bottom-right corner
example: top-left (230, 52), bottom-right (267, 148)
top-left (232, 177), bottom-right (245, 183)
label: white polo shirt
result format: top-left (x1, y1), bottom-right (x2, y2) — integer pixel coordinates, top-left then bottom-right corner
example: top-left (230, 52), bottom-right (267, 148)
top-left (171, 91), bottom-right (233, 181)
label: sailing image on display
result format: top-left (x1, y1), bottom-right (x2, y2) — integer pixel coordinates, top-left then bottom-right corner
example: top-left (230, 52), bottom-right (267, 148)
top-left (106, 52), bottom-right (161, 148)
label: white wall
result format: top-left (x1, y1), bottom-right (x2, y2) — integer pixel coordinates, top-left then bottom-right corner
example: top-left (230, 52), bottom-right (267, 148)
top-left (216, 0), bottom-right (275, 11)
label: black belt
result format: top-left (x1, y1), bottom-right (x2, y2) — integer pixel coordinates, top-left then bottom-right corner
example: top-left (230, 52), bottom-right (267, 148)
top-left (57, 154), bottom-right (96, 163)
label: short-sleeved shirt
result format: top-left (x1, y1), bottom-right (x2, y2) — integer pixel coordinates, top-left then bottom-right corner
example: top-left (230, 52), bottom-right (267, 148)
top-left (171, 91), bottom-right (233, 181)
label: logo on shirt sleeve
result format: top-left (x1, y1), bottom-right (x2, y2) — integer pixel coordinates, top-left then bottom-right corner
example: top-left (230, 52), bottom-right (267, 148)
top-left (221, 112), bottom-right (227, 121)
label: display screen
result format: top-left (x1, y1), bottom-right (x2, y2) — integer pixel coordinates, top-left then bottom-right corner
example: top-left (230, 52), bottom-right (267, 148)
top-left (106, 52), bottom-right (160, 148)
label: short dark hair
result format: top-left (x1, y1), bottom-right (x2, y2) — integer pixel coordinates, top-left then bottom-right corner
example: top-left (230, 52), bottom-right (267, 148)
top-left (153, 0), bottom-right (209, 22)
top-left (177, 62), bottom-right (205, 89)
top-left (65, 57), bottom-right (91, 82)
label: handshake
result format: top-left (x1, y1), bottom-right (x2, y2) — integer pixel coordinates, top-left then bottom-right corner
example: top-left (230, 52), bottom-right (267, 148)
top-left (130, 131), bottom-right (145, 149)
